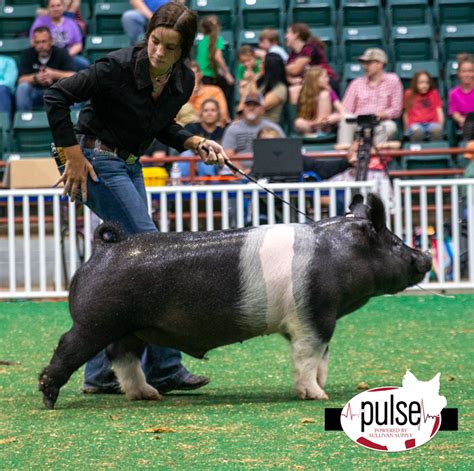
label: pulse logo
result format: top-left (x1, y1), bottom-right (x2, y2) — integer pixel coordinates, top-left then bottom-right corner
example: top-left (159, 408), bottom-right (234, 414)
top-left (340, 371), bottom-right (447, 452)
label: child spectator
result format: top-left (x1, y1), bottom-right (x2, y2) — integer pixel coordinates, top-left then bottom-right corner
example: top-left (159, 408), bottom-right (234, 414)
top-left (403, 71), bottom-right (444, 142)
top-left (285, 23), bottom-right (338, 104)
top-left (236, 45), bottom-right (262, 109)
top-left (30, 0), bottom-right (89, 71)
top-left (238, 52), bottom-right (288, 124)
top-left (0, 55), bottom-right (18, 115)
top-left (295, 66), bottom-right (342, 136)
top-left (449, 53), bottom-right (474, 140)
top-left (196, 15), bottom-right (234, 111)
top-left (257, 28), bottom-right (288, 63)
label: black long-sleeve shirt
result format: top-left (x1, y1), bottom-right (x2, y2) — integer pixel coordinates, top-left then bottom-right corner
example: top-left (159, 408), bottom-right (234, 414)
top-left (44, 46), bottom-right (195, 157)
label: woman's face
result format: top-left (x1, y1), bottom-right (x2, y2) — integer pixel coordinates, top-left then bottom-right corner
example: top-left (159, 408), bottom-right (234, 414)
top-left (201, 102), bottom-right (219, 125)
top-left (458, 62), bottom-right (474, 88)
top-left (147, 27), bottom-right (182, 73)
top-left (318, 70), bottom-right (329, 88)
top-left (285, 28), bottom-right (297, 48)
top-left (416, 73), bottom-right (430, 94)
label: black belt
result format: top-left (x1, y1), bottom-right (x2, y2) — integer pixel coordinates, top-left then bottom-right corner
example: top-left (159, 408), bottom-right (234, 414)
top-left (79, 135), bottom-right (138, 164)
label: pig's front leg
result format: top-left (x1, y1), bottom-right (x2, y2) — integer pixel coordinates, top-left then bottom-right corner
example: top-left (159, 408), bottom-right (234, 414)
top-left (317, 346), bottom-right (329, 389)
top-left (290, 336), bottom-right (329, 400)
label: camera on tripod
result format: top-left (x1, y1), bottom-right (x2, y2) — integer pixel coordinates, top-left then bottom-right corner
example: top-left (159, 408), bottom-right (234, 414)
top-left (345, 114), bottom-right (380, 181)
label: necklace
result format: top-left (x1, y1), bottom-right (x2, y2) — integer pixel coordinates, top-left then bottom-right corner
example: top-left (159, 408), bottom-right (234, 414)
top-left (151, 67), bottom-right (172, 85)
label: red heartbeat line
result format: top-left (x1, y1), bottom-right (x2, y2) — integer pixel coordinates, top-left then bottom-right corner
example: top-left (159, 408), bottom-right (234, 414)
top-left (341, 398), bottom-right (440, 429)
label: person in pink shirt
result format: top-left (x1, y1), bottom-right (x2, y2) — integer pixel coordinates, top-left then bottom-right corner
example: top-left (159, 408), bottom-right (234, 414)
top-left (30, 0), bottom-right (89, 70)
top-left (403, 71), bottom-right (444, 141)
top-left (449, 53), bottom-right (474, 139)
top-left (338, 48), bottom-right (403, 146)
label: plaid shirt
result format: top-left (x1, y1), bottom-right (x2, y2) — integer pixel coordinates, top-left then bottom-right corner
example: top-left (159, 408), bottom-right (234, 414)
top-left (342, 72), bottom-right (403, 119)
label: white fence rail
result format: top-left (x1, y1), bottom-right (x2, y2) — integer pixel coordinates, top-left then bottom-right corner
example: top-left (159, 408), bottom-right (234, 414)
top-left (1, 178), bottom-right (473, 299)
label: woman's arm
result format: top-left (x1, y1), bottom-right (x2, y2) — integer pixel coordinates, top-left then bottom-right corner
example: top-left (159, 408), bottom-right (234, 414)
top-left (215, 49), bottom-right (234, 84)
top-left (68, 43), bottom-right (83, 57)
top-left (452, 111), bottom-right (465, 127)
top-left (286, 57), bottom-right (310, 77)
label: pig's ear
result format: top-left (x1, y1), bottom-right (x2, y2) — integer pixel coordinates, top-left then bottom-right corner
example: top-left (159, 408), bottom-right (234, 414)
top-left (367, 193), bottom-right (386, 231)
top-left (348, 194), bottom-right (368, 218)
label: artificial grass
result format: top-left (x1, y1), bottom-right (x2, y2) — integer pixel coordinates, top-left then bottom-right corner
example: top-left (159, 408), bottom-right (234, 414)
top-left (0, 296), bottom-right (472, 469)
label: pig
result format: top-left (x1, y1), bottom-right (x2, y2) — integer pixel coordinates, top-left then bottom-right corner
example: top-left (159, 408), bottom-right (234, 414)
top-left (39, 193), bottom-right (432, 409)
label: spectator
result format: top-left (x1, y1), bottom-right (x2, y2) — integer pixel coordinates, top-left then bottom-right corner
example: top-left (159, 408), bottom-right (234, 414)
top-left (0, 55), bottom-right (18, 115)
top-left (449, 53), bottom-right (474, 140)
top-left (221, 92), bottom-right (284, 167)
top-left (179, 98), bottom-right (227, 177)
top-left (403, 71), bottom-right (444, 142)
top-left (196, 15), bottom-right (234, 111)
top-left (285, 23), bottom-right (338, 103)
top-left (238, 52), bottom-right (288, 124)
top-left (257, 28), bottom-right (288, 63)
top-left (187, 61), bottom-right (229, 125)
top-left (295, 66), bottom-right (343, 136)
top-left (36, 0), bottom-right (87, 34)
top-left (121, 0), bottom-right (170, 46)
top-left (236, 45), bottom-right (262, 110)
top-left (338, 48), bottom-right (403, 146)
top-left (30, 0), bottom-right (89, 71)
top-left (16, 26), bottom-right (74, 111)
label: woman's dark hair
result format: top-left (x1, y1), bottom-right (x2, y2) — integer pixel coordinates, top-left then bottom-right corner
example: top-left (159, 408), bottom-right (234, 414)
top-left (257, 52), bottom-right (288, 95)
top-left (144, 1), bottom-right (197, 62)
top-left (289, 23), bottom-right (325, 51)
top-left (199, 15), bottom-right (220, 76)
top-left (405, 70), bottom-right (435, 111)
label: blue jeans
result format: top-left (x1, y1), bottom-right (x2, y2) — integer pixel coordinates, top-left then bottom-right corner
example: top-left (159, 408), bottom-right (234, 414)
top-left (0, 85), bottom-right (13, 115)
top-left (15, 83), bottom-right (46, 111)
top-left (71, 55), bottom-right (90, 71)
top-left (121, 10), bottom-right (147, 45)
top-left (78, 144), bottom-right (188, 389)
top-left (406, 122), bottom-right (443, 142)
top-left (178, 150), bottom-right (218, 178)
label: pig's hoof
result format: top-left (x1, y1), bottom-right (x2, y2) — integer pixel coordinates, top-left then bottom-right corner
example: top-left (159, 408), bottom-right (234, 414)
top-left (124, 384), bottom-right (162, 401)
top-left (297, 385), bottom-right (329, 400)
top-left (38, 373), bottom-right (59, 409)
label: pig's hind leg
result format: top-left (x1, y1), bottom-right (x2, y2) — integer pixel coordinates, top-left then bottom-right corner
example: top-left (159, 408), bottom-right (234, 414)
top-left (39, 325), bottom-right (119, 409)
top-left (107, 335), bottom-right (162, 401)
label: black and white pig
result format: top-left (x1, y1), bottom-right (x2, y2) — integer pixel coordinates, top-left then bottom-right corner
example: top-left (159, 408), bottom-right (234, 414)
top-left (39, 193), bottom-right (432, 409)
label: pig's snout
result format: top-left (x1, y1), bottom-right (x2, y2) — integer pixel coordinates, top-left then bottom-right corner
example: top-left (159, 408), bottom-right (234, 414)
top-left (414, 251), bottom-right (432, 274)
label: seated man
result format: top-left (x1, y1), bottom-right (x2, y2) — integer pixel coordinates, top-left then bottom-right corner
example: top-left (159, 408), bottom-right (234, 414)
top-left (338, 48), bottom-right (403, 146)
top-left (30, 0), bottom-right (89, 71)
top-left (16, 26), bottom-right (75, 112)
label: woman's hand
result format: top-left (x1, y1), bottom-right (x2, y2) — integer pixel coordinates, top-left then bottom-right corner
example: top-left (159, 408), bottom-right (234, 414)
top-left (53, 145), bottom-right (98, 203)
top-left (224, 71), bottom-right (234, 85)
top-left (197, 139), bottom-right (228, 167)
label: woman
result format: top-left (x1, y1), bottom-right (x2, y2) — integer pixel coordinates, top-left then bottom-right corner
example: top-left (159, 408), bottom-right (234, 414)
top-left (44, 2), bottom-right (228, 396)
top-left (403, 70), bottom-right (444, 142)
top-left (180, 98), bottom-right (227, 177)
top-left (239, 52), bottom-right (288, 124)
top-left (295, 66), bottom-right (342, 136)
top-left (285, 23), bottom-right (338, 104)
top-left (449, 53), bottom-right (474, 140)
top-left (196, 15), bottom-right (234, 112)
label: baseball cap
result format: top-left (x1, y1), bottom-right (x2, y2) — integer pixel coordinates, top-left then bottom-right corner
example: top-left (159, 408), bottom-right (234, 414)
top-left (244, 93), bottom-right (264, 106)
top-left (358, 48), bottom-right (388, 64)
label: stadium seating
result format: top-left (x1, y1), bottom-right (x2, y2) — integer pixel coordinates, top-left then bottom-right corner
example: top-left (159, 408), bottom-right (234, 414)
top-left (288, 0), bottom-right (336, 28)
top-left (340, 0), bottom-right (383, 27)
top-left (439, 23), bottom-right (474, 61)
top-left (13, 111), bottom-right (53, 154)
top-left (391, 24), bottom-right (437, 62)
top-left (340, 26), bottom-right (385, 63)
top-left (0, 4), bottom-right (38, 38)
top-left (387, 0), bottom-right (431, 26)
top-left (238, 0), bottom-right (284, 31)
top-left (445, 60), bottom-right (459, 91)
top-left (435, 0), bottom-right (474, 26)
top-left (312, 27), bottom-right (337, 64)
top-left (0, 37), bottom-right (29, 63)
top-left (395, 60), bottom-right (441, 90)
top-left (340, 62), bottom-right (365, 94)
top-left (401, 141), bottom-right (452, 170)
top-left (85, 34), bottom-right (129, 63)
top-left (190, 0), bottom-right (236, 32)
top-left (92, 2), bottom-right (129, 35)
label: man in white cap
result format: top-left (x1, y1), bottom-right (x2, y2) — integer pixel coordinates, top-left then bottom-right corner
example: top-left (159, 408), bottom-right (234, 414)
top-left (338, 48), bottom-right (403, 146)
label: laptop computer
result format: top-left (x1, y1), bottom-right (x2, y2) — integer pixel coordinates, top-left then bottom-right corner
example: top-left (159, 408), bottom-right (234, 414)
top-left (252, 138), bottom-right (303, 182)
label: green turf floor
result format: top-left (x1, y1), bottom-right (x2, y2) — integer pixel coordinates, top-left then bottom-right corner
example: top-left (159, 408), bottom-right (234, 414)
top-left (0, 296), bottom-right (473, 469)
